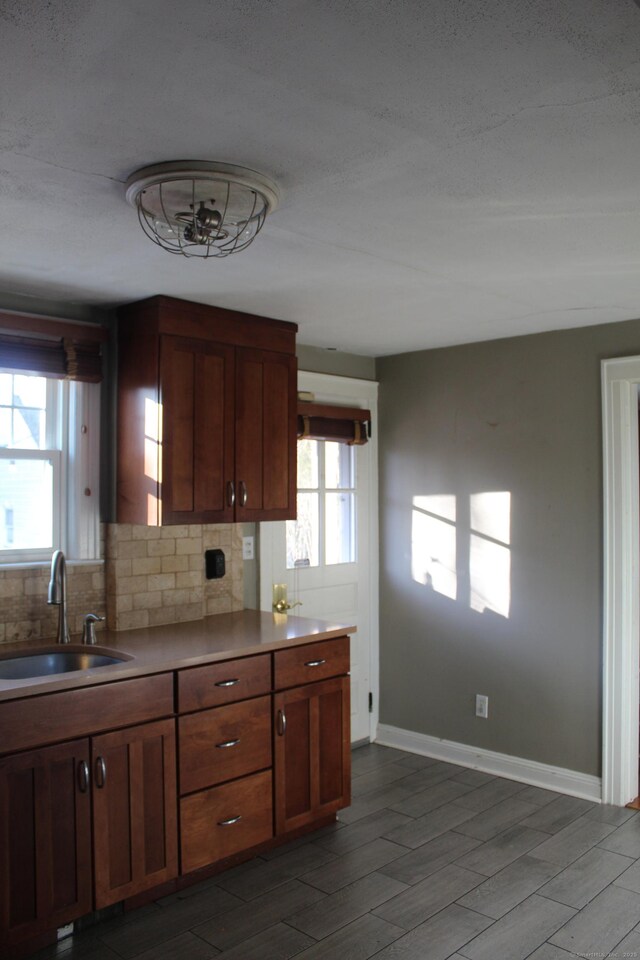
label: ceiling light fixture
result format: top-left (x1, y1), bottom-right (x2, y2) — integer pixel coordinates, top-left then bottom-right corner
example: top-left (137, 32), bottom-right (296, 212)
top-left (125, 161), bottom-right (279, 258)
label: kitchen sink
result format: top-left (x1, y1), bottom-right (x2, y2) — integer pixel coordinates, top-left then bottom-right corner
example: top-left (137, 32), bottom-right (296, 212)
top-left (0, 645), bottom-right (132, 680)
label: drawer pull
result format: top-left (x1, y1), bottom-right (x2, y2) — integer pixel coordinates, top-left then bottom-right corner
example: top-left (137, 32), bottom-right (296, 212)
top-left (218, 815), bottom-right (242, 826)
top-left (215, 678), bottom-right (239, 687)
top-left (227, 480), bottom-right (235, 507)
top-left (216, 738), bottom-right (240, 749)
top-left (95, 756), bottom-right (107, 789)
top-left (305, 658), bottom-right (326, 667)
top-left (239, 480), bottom-right (248, 507)
top-left (77, 760), bottom-right (89, 793)
top-left (277, 709), bottom-right (287, 736)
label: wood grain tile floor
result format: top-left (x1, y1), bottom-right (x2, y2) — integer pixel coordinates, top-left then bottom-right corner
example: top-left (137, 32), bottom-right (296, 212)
top-left (34, 744), bottom-right (640, 960)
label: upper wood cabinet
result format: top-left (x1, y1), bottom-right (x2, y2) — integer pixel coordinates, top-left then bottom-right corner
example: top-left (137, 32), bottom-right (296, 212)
top-left (117, 296), bottom-right (298, 525)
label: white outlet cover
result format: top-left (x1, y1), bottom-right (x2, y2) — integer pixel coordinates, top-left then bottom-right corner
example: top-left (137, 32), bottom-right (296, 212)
top-left (242, 536), bottom-right (254, 560)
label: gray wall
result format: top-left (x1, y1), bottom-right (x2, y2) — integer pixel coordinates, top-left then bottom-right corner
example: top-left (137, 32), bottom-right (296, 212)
top-left (377, 317), bottom-right (640, 778)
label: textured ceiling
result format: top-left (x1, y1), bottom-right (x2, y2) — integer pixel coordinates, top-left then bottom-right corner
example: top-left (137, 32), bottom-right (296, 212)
top-left (2, 0), bottom-right (640, 355)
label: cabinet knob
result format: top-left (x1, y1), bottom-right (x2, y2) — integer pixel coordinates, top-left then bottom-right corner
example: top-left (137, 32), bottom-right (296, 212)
top-left (218, 815), bottom-right (242, 826)
top-left (77, 759), bottom-right (89, 793)
top-left (277, 709), bottom-right (287, 736)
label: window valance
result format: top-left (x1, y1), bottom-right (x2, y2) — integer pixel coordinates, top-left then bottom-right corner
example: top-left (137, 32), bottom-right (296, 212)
top-left (0, 310), bottom-right (107, 382)
top-left (297, 401), bottom-right (371, 446)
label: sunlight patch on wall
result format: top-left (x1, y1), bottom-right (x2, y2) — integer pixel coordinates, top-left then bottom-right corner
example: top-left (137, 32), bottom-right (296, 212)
top-left (411, 495), bottom-right (457, 600)
top-left (412, 491), bottom-right (511, 619)
top-left (470, 492), bottom-right (511, 618)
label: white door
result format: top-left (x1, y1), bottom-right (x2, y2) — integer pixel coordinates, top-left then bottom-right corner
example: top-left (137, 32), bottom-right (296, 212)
top-left (260, 372), bottom-right (378, 744)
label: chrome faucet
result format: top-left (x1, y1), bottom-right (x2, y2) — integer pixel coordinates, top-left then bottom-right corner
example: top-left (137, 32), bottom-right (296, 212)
top-left (47, 549), bottom-right (70, 644)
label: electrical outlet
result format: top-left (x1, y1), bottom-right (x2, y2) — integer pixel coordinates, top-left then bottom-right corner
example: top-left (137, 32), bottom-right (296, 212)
top-left (242, 536), bottom-right (254, 560)
top-left (475, 694), bottom-right (489, 719)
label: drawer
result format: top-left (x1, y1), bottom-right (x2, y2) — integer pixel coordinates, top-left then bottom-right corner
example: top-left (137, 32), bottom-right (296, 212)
top-left (178, 654), bottom-right (271, 712)
top-left (180, 770), bottom-right (273, 873)
top-left (0, 674), bottom-right (174, 755)
top-left (273, 636), bottom-right (350, 690)
top-left (179, 695), bottom-right (272, 794)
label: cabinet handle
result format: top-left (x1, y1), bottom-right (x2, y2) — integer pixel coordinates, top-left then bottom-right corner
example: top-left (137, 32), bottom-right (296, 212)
top-left (95, 756), bottom-right (107, 789)
top-left (77, 760), bottom-right (89, 793)
top-left (239, 480), bottom-right (247, 507)
top-left (227, 481), bottom-right (235, 507)
top-left (218, 815), bottom-right (242, 826)
top-left (305, 659), bottom-right (326, 668)
top-left (277, 709), bottom-right (287, 736)
top-left (215, 678), bottom-right (239, 687)
top-left (216, 739), bottom-right (240, 749)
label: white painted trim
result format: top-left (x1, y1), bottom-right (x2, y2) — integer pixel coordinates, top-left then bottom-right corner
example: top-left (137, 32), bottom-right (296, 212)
top-left (260, 370), bottom-right (380, 743)
top-left (602, 357), bottom-right (640, 805)
top-left (377, 723), bottom-right (602, 803)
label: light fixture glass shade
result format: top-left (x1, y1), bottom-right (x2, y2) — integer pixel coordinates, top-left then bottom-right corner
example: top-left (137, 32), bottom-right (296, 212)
top-left (125, 161), bottom-right (279, 258)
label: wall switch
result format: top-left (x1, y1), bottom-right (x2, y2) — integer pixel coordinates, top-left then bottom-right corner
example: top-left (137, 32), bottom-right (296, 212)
top-left (475, 694), bottom-right (489, 719)
top-left (242, 536), bottom-right (254, 560)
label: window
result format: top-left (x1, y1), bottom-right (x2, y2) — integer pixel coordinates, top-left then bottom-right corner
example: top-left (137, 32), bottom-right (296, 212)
top-left (286, 439), bottom-right (356, 569)
top-left (0, 371), bottom-right (100, 563)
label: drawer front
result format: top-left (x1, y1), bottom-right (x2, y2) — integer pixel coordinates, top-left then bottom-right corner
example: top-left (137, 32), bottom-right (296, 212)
top-left (179, 695), bottom-right (272, 794)
top-left (273, 636), bottom-right (350, 690)
top-left (178, 654), bottom-right (271, 712)
top-left (0, 674), bottom-right (174, 755)
top-left (180, 770), bottom-right (273, 873)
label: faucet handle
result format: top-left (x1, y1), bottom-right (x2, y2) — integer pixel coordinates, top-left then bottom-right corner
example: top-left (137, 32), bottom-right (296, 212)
top-left (82, 613), bottom-right (105, 646)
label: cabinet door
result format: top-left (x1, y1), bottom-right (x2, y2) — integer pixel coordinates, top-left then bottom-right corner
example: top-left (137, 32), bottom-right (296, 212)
top-left (235, 348), bottom-right (297, 521)
top-left (161, 336), bottom-right (235, 524)
top-left (0, 739), bottom-right (92, 949)
top-left (92, 719), bottom-right (178, 908)
top-left (273, 676), bottom-right (351, 834)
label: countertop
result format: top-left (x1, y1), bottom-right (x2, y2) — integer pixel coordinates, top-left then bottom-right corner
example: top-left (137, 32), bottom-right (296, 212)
top-left (0, 610), bottom-right (356, 702)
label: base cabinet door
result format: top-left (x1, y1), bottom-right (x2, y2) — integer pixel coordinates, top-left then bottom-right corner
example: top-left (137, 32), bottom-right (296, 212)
top-left (273, 676), bottom-right (351, 834)
top-left (0, 739), bottom-right (92, 950)
top-left (92, 719), bottom-right (178, 908)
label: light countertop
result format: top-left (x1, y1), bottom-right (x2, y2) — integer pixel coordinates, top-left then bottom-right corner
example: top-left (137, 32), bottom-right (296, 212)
top-left (0, 610), bottom-right (356, 701)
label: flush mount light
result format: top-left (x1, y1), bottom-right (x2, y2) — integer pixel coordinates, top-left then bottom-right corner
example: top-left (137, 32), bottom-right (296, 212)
top-left (125, 161), bottom-right (279, 258)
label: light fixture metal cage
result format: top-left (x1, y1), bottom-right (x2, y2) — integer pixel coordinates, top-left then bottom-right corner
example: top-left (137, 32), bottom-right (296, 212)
top-left (125, 161), bottom-right (279, 258)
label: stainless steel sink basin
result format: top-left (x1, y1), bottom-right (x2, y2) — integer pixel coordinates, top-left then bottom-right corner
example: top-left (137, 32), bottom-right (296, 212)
top-left (0, 645), bottom-right (132, 680)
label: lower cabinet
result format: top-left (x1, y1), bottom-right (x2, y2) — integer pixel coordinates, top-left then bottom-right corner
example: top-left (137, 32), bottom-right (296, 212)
top-left (0, 739), bottom-right (92, 951)
top-left (92, 718), bottom-right (178, 908)
top-left (273, 675), bottom-right (351, 834)
top-left (0, 719), bottom-right (178, 952)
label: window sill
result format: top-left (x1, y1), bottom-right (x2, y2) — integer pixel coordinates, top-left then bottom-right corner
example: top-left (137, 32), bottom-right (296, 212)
top-left (0, 558), bottom-right (104, 571)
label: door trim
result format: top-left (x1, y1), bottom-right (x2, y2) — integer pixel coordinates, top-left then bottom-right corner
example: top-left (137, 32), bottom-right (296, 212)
top-left (259, 370), bottom-right (379, 743)
top-left (602, 356), bottom-right (640, 805)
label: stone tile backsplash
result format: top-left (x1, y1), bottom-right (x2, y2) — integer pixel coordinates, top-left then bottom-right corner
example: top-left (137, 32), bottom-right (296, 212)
top-left (0, 522), bottom-right (244, 643)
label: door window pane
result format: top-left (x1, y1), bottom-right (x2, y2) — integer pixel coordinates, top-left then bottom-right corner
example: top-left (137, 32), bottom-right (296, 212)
top-left (286, 492), bottom-right (319, 568)
top-left (325, 442), bottom-right (354, 489)
top-left (297, 439), bottom-right (319, 489)
top-left (325, 492), bottom-right (355, 565)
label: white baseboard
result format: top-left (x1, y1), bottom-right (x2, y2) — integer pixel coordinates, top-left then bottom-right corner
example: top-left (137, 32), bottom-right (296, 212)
top-left (376, 723), bottom-right (602, 803)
